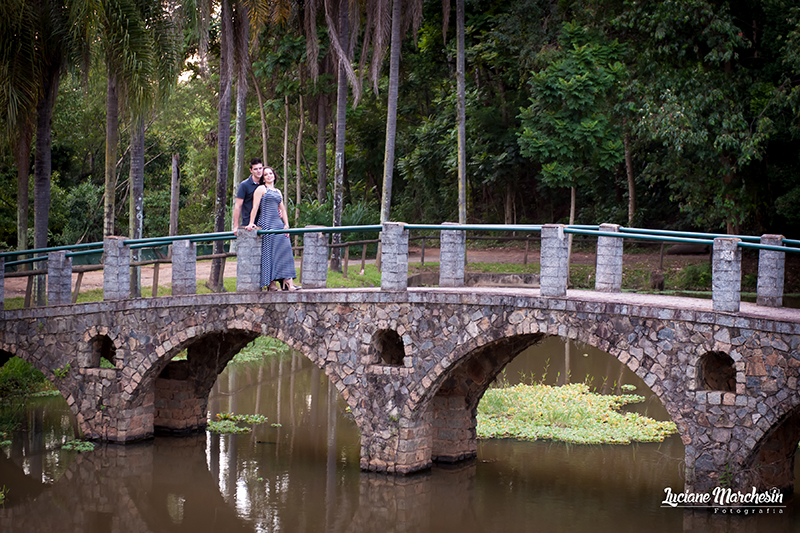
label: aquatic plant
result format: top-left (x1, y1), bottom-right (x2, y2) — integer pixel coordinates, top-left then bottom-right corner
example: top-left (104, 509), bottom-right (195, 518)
top-left (207, 412), bottom-right (269, 433)
top-left (477, 382), bottom-right (676, 445)
top-left (62, 440), bottom-right (96, 452)
top-left (233, 337), bottom-right (292, 364)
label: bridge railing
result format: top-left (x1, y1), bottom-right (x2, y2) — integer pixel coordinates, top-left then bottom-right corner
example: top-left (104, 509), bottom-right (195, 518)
top-left (1, 223), bottom-right (798, 313)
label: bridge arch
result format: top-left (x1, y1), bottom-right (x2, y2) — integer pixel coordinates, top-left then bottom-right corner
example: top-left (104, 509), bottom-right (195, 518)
top-left (739, 400), bottom-right (800, 494)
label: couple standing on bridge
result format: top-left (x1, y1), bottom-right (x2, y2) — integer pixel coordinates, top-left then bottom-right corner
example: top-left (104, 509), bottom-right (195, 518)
top-left (232, 158), bottom-right (299, 291)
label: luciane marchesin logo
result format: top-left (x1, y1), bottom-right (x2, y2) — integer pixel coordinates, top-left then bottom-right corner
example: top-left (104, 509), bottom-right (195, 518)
top-left (661, 487), bottom-right (784, 513)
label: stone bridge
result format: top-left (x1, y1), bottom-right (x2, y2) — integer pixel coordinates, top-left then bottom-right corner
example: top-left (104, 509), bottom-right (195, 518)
top-left (1, 223), bottom-right (799, 496)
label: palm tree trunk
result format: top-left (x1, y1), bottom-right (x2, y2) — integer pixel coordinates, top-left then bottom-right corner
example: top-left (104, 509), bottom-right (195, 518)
top-left (250, 70), bottom-right (269, 165)
top-left (456, 0), bottom-right (467, 224)
top-left (104, 70), bottom-right (119, 237)
top-left (295, 92), bottom-right (305, 238)
top-left (15, 122), bottom-right (32, 263)
top-left (316, 93), bottom-right (327, 203)
top-left (129, 116), bottom-right (145, 297)
top-left (169, 153), bottom-right (179, 236)
top-left (622, 122), bottom-right (635, 227)
top-left (283, 94), bottom-right (290, 200)
top-left (566, 186), bottom-right (576, 286)
top-left (380, 0), bottom-right (402, 224)
top-left (33, 64), bottom-right (60, 305)
top-left (209, 0), bottom-right (234, 292)
top-left (331, 0), bottom-right (349, 272)
top-left (232, 3), bottom-right (249, 234)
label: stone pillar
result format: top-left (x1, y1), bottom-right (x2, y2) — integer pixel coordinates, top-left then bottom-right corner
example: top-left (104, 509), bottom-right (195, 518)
top-left (361, 414), bottom-right (432, 474)
top-left (595, 223), bottom-right (623, 292)
top-left (47, 250), bottom-right (73, 305)
top-left (301, 226), bottom-right (329, 289)
top-left (235, 228), bottom-right (262, 292)
top-left (439, 222), bottom-right (465, 287)
top-left (171, 239), bottom-right (197, 296)
top-left (104, 236), bottom-right (130, 301)
top-left (756, 234), bottom-right (785, 307)
top-left (380, 222), bottom-right (409, 291)
top-left (712, 237), bottom-right (741, 313)
top-left (540, 224), bottom-right (569, 297)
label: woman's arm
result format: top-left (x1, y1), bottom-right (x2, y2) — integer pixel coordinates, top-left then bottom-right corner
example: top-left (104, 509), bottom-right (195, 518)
top-left (279, 201), bottom-right (289, 228)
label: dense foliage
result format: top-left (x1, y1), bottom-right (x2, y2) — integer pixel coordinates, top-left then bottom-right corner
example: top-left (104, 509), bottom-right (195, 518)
top-left (2, 0), bottom-right (799, 251)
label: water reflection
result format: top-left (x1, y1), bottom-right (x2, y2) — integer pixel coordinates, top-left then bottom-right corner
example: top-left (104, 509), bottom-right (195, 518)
top-left (2, 340), bottom-right (799, 532)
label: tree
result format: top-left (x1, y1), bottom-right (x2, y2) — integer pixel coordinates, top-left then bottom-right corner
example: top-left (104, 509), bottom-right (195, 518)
top-left (1, 0), bottom-right (74, 304)
top-left (455, 0), bottom-right (467, 224)
top-left (326, 0), bottom-right (356, 271)
top-left (518, 22), bottom-right (626, 227)
top-left (208, 0), bottom-right (234, 291)
top-left (613, 0), bottom-right (778, 233)
top-left (380, 0), bottom-right (422, 224)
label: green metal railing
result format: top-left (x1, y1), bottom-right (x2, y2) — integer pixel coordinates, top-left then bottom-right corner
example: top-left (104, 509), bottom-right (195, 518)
top-left (2, 223), bottom-right (799, 272)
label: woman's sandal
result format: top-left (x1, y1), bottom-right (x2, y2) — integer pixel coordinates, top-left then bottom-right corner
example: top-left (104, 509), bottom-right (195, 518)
top-left (267, 283), bottom-right (280, 291)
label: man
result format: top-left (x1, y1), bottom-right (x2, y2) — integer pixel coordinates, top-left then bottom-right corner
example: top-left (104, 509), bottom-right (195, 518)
top-left (233, 158), bottom-right (264, 234)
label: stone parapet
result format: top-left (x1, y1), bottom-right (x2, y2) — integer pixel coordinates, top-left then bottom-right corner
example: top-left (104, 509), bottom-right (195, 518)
top-left (103, 236), bottom-right (130, 301)
top-left (595, 223), bottom-right (623, 292)
top-left (235, 228), bottom-right (261, 292)
top-left (712, 237), bottom-right (742, 313)
top-left (439, 222), bottom-right (465, 287)
top-left (540, 224), bottom-right (569, 297)
top-left (757, 234), bottom-right (785, 307)
top-left (171, 239), bottom-right (197, 296)
top-left (301, 226), bottom-right (329, 289)
top-left (380, 222), bottom-right (409, 291)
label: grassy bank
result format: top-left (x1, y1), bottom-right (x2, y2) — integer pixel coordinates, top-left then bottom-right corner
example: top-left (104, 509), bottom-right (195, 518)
top-left (477, 382), bottom-right (677, 445)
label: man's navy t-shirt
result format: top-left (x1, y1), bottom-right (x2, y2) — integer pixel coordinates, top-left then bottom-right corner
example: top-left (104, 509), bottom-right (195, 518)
top-left (236, 177), bottom-right (261, 225)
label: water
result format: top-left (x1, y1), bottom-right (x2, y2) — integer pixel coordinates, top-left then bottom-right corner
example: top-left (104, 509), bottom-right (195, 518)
top-left (2, 339), bottom-right (799, 532)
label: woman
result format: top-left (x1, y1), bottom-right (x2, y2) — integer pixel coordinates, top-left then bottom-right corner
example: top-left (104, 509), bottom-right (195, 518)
top-left (245, 167), bottom-right (298, 291)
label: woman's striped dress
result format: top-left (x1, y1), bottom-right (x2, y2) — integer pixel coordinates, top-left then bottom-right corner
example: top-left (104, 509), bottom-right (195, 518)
top-left (257, 188), bottom-right (296, 288)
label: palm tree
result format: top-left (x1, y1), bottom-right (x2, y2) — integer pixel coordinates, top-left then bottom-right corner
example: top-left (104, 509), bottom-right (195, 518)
top-left (208, 0), bottom-right (234, 291)
top-left (441, 0), bottom-right (468, 224)
top-left (327, 0), bottom-right (354, 271)
top-left (324, 0), bottom-right (389, 269)
top-left (127, 1), bottom-right (181, 295)
top-left (380, 0), bottom-right (422, 224)
top-left (455, 0), bottom-right (467, 224)
top-left (67, 0), bottom-right (174, 238)
top-left (1, 0), bottom-right (72, 304)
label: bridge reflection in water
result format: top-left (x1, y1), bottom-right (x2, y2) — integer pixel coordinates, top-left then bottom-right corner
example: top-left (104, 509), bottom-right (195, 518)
top-left (2, 344), bottom-right (799, 532)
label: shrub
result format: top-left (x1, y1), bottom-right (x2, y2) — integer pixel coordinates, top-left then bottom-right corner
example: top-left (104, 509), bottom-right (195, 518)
top-left (677, 262), bottom-right (712, 290)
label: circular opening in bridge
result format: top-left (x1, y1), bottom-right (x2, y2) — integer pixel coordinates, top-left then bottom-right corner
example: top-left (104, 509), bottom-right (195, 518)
top-left (372, 329), bottom-right (405, 366)
top-left (90, 335), bottom-right (117, 369)
top-left (698, 351), bottom-right (735, 392)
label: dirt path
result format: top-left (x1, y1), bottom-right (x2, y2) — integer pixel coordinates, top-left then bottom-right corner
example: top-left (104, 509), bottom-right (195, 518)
top-left (1, 245), bottom-right (717, 299)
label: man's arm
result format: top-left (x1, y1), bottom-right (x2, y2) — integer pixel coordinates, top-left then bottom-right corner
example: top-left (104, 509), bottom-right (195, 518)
top-left (232, 198), bottom-right (244, 234)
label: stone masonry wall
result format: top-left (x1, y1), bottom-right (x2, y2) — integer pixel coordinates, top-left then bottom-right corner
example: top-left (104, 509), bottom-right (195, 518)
top-left (1, 289), bottom-right (799, 492)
